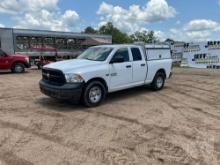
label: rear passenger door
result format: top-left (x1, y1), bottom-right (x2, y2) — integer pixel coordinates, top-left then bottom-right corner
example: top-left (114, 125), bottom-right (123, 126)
top-left (131, 47), bottom-right (147, 83)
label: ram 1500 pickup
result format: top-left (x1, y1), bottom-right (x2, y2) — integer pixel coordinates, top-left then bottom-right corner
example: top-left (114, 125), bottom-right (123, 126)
top-left (39, 44), bottom-right (172, 107)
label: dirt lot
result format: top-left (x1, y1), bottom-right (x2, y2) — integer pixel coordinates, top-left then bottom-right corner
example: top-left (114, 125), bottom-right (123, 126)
top-left (0, 68), bottom-right (220, 165)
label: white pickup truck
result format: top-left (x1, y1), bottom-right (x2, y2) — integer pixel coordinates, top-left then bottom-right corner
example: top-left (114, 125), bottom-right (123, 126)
top-left (39, 44), bottom-right (172, 107)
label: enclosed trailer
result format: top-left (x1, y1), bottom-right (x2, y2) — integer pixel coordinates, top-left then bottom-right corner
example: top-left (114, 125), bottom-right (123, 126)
top-left (0, 28), bottom-right (112, 59)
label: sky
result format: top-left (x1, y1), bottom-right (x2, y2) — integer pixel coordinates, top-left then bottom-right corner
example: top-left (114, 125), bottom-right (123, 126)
top-left (0, 0), bottom-right (220, 41)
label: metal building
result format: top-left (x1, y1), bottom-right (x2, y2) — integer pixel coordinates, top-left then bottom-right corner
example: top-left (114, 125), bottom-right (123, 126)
top-left (0, 28), bottom-right (112, 58)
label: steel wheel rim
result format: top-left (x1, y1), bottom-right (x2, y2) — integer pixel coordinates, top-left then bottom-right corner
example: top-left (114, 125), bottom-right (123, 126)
top-left (89, 86), bottom-right (102, 104)
top-left (156, 76), bottom-right (163, 88)
top-left (15, 65), bottom-right (23, 73)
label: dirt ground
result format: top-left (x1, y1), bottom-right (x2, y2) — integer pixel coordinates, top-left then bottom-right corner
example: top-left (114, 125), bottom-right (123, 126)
top-left (0, 68), bottom-right (220, 165)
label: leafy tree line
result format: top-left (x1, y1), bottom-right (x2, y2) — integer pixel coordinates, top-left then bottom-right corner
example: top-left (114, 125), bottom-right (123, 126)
top-left (83, 22), bottom-right (157, 44)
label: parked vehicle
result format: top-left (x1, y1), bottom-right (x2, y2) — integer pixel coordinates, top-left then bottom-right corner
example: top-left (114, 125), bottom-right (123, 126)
top-left (39, 44), bottom-right (172, 107)
top-left (34, 56), bottom-right (50, 69)
top-left (0, 49), bottom-right (30, 73)
top-left (35, 60), bottom-right (50, 69)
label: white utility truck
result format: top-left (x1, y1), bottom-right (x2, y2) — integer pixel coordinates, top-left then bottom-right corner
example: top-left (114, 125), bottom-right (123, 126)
top-left (39, 44), bottom-right (172, 107)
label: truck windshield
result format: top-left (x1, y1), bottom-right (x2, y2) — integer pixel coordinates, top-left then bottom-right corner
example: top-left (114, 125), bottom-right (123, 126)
top-left (0, 49), bottom-right (7, 56)
top-left (78, 47), bottom-right (113, 61)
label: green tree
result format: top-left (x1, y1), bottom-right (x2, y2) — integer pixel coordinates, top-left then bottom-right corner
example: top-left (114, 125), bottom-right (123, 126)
top-left (165, 38), bottom-right (174, 43)
top-left (130, 30), bottom-right (156, 43)
top-left (98, 22), bottom-right (132, 44)
top-left (82, 22), bottom-right (157, 44)
top-left (84, 26), bottom-right (97, 34)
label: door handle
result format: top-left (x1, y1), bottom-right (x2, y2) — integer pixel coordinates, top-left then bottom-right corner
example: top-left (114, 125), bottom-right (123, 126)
top-left (141, 64), bottom-right (146, 67)
top-left (126, 65), bottom-right (132, 68)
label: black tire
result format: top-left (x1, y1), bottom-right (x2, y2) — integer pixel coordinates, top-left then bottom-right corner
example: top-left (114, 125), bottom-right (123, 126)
top-left (151, 72), bottom-right (165, 91)
top-left (37, 65), bottom-right (43, 70)
top-left (12, 63), bottom-right (25, 73)
top-left (82, 81), bottom-right (107, 107)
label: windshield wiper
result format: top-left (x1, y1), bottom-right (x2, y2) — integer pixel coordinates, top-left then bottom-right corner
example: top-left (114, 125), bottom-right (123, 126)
top-left (84, 58), bottom-right (96, 61)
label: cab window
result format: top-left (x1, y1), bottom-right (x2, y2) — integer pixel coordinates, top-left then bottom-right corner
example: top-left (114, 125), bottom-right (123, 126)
top-left (111, 48), bottom-right (129, 62)
top-left (131, 48), bottom-right (142, 61)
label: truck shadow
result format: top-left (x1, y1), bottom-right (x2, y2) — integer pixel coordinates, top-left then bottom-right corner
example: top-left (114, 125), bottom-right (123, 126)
top-left (36, 98), bottom-right (85, 112)
top-left (0, 71), bottom-right (29, 75)
top-left (105, 86), bottom-right (153, 104)
top-left (0, 70), bottom-right (13, 74)
top-left (36, 85), bottom-right (169, 112)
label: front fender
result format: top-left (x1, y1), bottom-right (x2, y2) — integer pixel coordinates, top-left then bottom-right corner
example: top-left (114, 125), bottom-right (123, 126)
top-left (73, 65), bottom-right (110, 87)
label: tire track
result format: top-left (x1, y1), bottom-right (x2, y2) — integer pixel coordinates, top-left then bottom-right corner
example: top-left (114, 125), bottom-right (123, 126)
top-left (0, 119), bottom-right (66, 148)
top-left (170, 82), bottom-right (220, 95)
top-left (0, 150), bottom-right (33, 165)
top-left (88, 147), bottom-right (140, 165)
top-left (85, 110), bottom-right (172, 135)
top-left (155, 92), bottom-right (220, 121)
top-left (135, 138), bottom-right (199, 165)
top-left (173, 77), bottom-right (220, 87)
top-left (176, 72), bottom-right (220, 77)
top-left (0, 116), bottom-right (174, 165)
top-left (167, 87), bottom-right (219, 109)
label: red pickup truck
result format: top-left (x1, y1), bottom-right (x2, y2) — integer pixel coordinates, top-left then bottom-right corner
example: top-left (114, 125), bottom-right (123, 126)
top-left (0, 49), bottom-right (30, 73)
top-left (34, 56), bottom-right (50, 69)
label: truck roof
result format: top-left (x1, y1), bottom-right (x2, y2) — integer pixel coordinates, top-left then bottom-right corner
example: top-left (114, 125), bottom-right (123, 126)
top-left (94, 44), bottom-right (170, 49)
top-left (94, 44), bottom-right (139, 48)
top-left (145, 44), bottom-right (170, 49)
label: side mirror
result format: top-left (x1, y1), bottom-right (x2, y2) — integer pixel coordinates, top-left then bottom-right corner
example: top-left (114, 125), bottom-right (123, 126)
top-left (110, 56), bottom-right (124, 64)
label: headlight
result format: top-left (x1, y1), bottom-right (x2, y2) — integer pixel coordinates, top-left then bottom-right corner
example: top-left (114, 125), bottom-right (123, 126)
top-left (65, 74), bottom-right (84, 83)
top-left (25, 57), bottom-right (29, 63)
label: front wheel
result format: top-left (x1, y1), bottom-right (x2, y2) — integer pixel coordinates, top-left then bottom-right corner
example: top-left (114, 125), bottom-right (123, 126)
top-left (82, 81), bottom-right (107, 107)
top-left (151, 72), bottom-right (165, 91)
top-left (37, 64), bottom-right (43, 70)
top-left (12, 63), bottom-right (25, 73)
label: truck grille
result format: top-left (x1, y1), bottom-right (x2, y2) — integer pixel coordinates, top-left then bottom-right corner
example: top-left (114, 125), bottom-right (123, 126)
top-left (42, 68), bottom-right (66, 86)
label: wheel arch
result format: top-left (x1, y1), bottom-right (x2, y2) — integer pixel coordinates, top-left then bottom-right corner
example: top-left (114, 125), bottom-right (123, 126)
top-left (156, 68), bottom-right (166, 78)
top-left (85, 77), bottom-right (108, 92)
top-left (12, 61), bottom-right (29, 68)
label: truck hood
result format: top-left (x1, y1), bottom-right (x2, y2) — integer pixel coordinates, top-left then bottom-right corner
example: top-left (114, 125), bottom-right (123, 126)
top-left (8, 54), bottom-right (27, 58)
top-left (44, 59), bottom-right (103, 73)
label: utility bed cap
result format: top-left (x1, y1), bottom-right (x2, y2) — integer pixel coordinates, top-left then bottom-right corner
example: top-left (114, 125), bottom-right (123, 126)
top-left (145, 44), bottom-right (170, 49)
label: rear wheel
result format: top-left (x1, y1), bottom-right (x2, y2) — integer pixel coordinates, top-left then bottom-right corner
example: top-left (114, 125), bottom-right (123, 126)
top-left (12, 63), bottom-right (25, 73)
top-left (82, 81), bottom-right (106, 107)
top-left (151, 72), bottom-right (165, 91)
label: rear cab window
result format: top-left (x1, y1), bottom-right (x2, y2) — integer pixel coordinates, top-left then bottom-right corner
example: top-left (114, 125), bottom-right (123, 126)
top-left (131, 48), bottom-right (142, 61)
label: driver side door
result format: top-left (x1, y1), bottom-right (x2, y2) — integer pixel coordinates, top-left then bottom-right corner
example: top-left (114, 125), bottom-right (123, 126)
top-left (109, 48), bottom-right (133, 91)
top-left (0, 50), bottom-right (11, 69)
top-left (0, 50), bottom-right (7, 69)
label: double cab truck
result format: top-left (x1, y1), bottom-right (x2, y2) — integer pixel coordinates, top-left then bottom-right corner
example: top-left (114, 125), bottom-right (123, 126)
top-left (0, 49), bottom-right (30, 73)
top-left (39, 44), bottom-right (172, 107)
